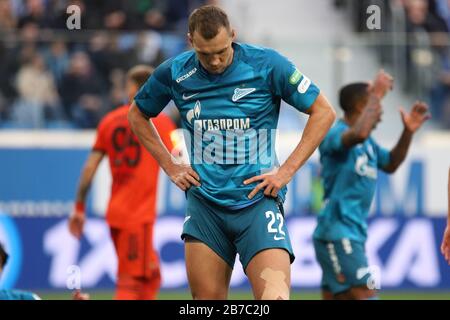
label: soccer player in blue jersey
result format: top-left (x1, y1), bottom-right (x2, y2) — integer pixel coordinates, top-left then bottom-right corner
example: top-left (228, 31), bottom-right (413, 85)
top-left (313, 71), bottom-right (431, 300)
top-left (128, 5), bottom-right (336, 300)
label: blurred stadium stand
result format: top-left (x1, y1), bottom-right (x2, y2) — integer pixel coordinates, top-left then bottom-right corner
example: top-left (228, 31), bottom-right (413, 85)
top-left (0, 0), bottom-right (217, 129)
top-left (223, 0), bottom-right (449, 138)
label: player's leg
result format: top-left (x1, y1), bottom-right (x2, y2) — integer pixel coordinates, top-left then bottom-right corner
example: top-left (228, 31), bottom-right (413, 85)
top-left (313, 238), bottom-right (337, 300)
top-left (110, 227), bottom-right (139, 300)
top-left (185, 237), bottom-right (233, 299)
top-left (335, 285), bottom-right (377, 300)
top-left (321, 289), bottom-right (334, 300)
top-left (336, 239), bottom-right (378, 300)
top-left (316, 238), bottom-right (378, 300)
top-left (182, 190), bottom-right (236, 300)
top-left (138, 270), bottom-right (161, 300)
top-left (234, 197), bottom-right (294, 300)
top-left (138, 223), bottom-right (162, 300)
top-left (245, 248), bottom-right (290, 300)
top-left (111, 224), bottom-right (161, 300)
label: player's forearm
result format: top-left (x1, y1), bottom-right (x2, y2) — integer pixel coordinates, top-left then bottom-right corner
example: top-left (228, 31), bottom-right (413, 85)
top-left (347, 95), bottom-right (381, 145)
top-left (75, 154), bottom-right (102, 205)
top-left (281, 96), bottom-right (336, 176)
top-left (75, 173), bottom-right (92, 205)
top-left (128, 103), bottom-right (174, 172)
top-left (384, 128), bottom-right (413, 173)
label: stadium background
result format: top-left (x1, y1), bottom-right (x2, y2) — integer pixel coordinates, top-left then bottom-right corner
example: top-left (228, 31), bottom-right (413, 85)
top-left (0, 0), bottom-right (449, 299)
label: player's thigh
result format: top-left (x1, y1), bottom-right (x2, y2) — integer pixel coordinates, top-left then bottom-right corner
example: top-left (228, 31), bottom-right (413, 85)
top-left (182, 189), bottom-right (237, 268)
top-left (185, 239), bottom-right (233, 300)
top-left (233, 197), bottom-right (294, 300)
top-left (245, 248), bottom-right (291, 300)
top-left (110, 224), bottom-right (159, 279)
top-left (234, 197), bottom-right (295, 273)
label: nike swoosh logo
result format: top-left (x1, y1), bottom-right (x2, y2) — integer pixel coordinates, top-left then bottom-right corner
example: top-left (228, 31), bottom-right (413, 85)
top-left (184, 216), bottom-right (191, 224)
top-left (273, 235), bottom-right (285, 241)
top-left (356, 268), bottom-right (369, 280)
top-left (182, 93), bottom-right (200, 100)
top-left (232, 88), bottom-right (256, 102)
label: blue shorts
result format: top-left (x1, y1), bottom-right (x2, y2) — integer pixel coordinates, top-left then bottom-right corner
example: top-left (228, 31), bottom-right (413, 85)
top-left (182, 189), bottom-right (295, 270)
top-left (313, 238), bottom-right (375, 295)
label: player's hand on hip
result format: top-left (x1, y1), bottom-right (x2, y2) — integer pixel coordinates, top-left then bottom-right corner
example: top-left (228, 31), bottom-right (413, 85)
top-left (68, 210), bottom-right (85, 239)
top-left (369, 70), bottom-right (393, 99)
top-left (441, 225), bottom-right (450, 265)
top-left (166, 163), bottom-right (201, 191)
top-left (400, 101), bottom-right (431, 133)
top-left (244, 167), bottom-right (291, 199)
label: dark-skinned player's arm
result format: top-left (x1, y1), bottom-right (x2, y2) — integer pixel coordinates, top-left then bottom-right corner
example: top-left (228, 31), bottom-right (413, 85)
top-left (68, 150), bottom-right (104, 239)
top-left (382, 101), bottom-right (430, 173)
top-left (128, 101), bottom-right (201, 191)
top-left (441, 168), bottom-right (450, 264)
top-left (245, 93), bottom-right (336, 199)
top-left (341, 70), bottom-right (393, 148)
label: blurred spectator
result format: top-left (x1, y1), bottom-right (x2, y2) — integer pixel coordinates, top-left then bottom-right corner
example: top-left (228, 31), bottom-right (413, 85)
top-left (0, 0), bottom-right (17, 30)
top-left (0, 0), bottom-right (218, 129)
top-left (43, 39), bottom-right (70, 82)
top-left (431, 0), bottom-right (450, 30)
top-left (12, 52), bottom-right (61, 128)
top-left (338, 0), bottom-right (450, 128)
top-left (59, 52), bottom-right (106, 128)
top-left (144, 0), bottom-right (217, 33)
top-left (18, 0), bottom-right (52, 29)
top-left (405, 0), bottom-right (449, 43)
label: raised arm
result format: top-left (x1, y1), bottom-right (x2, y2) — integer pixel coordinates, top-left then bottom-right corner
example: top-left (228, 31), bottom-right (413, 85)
top-left (341, 71), bottom-right (393, 148)
top-left (383, 101), bottom-right (430, 173)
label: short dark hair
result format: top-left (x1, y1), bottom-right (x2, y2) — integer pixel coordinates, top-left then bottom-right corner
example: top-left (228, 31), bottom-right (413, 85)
top-left (339, 82), bottom-right (369, 113)
top-left (126, 65), bottom-right (154, 88)
top-left (188, 5), bottom-right (231, 40)
top-left (0, 243), bottom-right (8, 269)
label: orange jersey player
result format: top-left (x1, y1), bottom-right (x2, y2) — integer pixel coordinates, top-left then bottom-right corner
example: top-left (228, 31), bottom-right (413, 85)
top-left (68, 65), bottom-right (176, 300)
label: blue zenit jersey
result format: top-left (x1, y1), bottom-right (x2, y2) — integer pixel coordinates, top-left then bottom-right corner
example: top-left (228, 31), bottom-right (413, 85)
top-left (135, 42), bottom-right (320, 209)
top-left (313, 120), bottom-right (391, 241)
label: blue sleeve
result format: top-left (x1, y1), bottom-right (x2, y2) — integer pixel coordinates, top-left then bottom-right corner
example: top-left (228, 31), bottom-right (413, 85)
top-left (134, 59), bottom-right (173, 118)
top-left (268, 49), bottom-right (320, 113)
top-left (374, 141), bottom-right (391, 169)
top-left (319, 124), bottom-right (345, 154)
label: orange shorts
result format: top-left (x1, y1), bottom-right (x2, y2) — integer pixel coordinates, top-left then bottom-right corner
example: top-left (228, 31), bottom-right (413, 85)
top-left (110, 223), bottom-right (160, 279)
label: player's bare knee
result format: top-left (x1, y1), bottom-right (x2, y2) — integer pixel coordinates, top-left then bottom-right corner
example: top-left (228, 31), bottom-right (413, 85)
top-left (191, 286), bottom-right (228, 300)
top-left (258, 267), bottom-right (289, 300)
